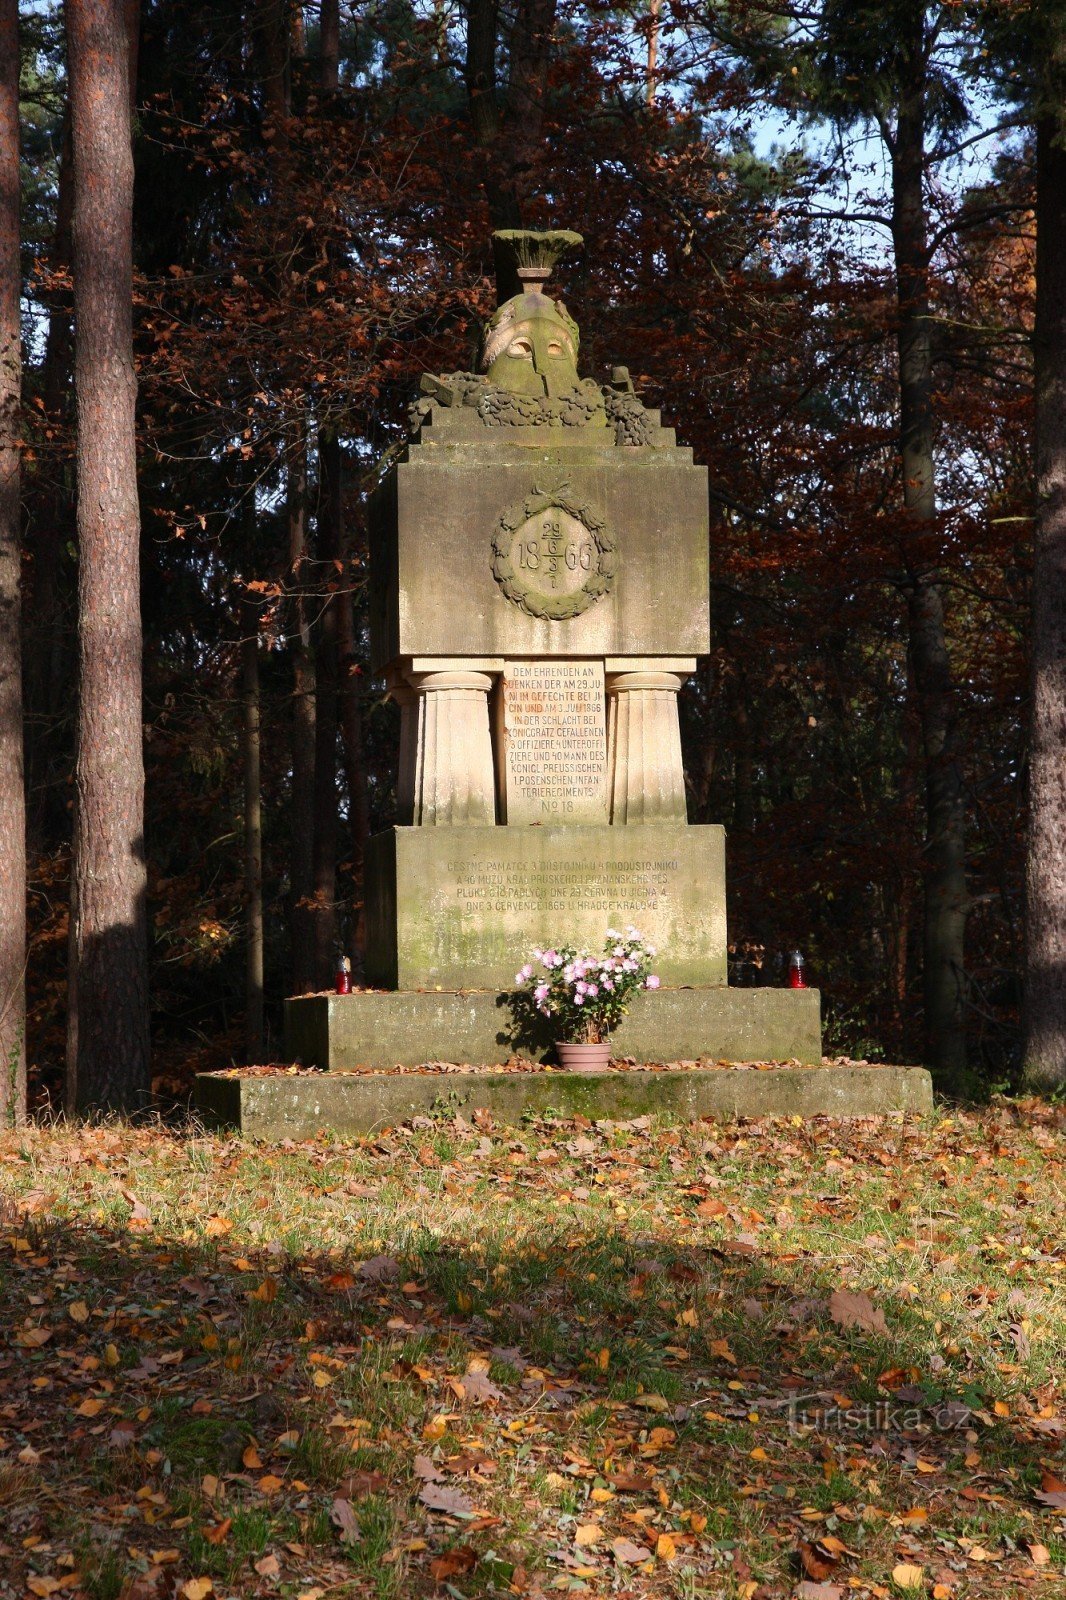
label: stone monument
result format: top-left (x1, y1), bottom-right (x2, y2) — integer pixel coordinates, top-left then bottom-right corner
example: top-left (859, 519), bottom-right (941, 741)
top-left (284, 230), bottom-right (820, 1070)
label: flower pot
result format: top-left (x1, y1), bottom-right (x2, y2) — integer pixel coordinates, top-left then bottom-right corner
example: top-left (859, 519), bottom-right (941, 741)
top-left (556, 1041), bottom-right (612, 1073)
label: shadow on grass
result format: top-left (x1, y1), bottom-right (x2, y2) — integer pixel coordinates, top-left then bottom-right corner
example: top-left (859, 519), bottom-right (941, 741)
top-left (0, 1117), bottom-right (1063, 1598)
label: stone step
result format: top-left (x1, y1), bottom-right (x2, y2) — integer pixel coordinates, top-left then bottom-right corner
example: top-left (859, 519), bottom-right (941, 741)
top-left (284, 984), bottom-right (819, 1071)
top-left (195, 1062), bottom-right (933, 1141)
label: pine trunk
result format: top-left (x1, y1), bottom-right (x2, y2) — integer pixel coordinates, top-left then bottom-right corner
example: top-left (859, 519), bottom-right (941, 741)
top-left (320, 0), bottom-right (339, 89)
top-left (891, 57), bottom-right (971, 1095)
top-left (64, 0), bottom-right (150, 1114)
top-left (337, 548), bottom-right (369, 965)
top-left (287, 434), bottom-right (316, 994)
top-left (1025, 110), bottom-right (1066, 1090)
top-left (310, 429), bottom-right (341, 987)
top-left (0, 0), bottom-right (26, 1124)
top-left (241, 595), bottom-right (264, 1061)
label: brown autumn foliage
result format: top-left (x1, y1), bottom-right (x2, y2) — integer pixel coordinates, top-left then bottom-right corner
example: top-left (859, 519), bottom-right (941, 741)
top-left (16, 0), bottom-right (1034, 1099)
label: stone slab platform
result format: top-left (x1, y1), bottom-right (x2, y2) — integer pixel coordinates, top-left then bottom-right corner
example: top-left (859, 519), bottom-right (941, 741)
top-left (365, 823), bottom-right (727, 990)
top-left (284, 985), bottom-right (820, 1071)
top-left (194, 1063), bottom-right (933, 1141)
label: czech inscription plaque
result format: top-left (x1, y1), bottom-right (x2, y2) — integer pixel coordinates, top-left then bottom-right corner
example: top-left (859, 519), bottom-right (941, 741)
top-left (498, 660), bottom-right (607, 824)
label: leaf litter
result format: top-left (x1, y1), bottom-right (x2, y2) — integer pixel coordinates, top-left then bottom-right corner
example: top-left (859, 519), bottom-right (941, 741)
top-left (0, 1102), bottom-right (1063, 1596)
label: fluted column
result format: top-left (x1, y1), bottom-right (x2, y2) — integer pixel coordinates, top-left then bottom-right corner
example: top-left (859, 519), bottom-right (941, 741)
top-left (606, 671), bottom-right (687, 824)
top-left (389, 680), bottom-right (419, 825)
top-left (410, 671), bottom-right (496, 825)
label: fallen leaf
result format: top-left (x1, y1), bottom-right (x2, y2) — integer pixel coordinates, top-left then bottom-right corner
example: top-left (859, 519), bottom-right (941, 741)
top-left (656, 1532), bottom-right (678, 1561)
top-left (608, 1471), bottom-right (654, 1492)
top-left (829, 1289), bottom-right (888, 1335)
top-left (1035, 1470), bottom-right (1066, 1510)
top-left (574, 1524), bottom-right (602, 1547)
top-left (419, 1482), bottom-right (474, 1516)
top-left (18, 1325), bottom-right (52, 1348)
top-left (76, 1398), bottom-right (105, 1418)
top-left (68, 1300), bottom-right (90, 1325)
top-left (796, 1586), bottom-right (844, 1600)
top-left (800, 1541), bottom-right (840, 1581)
top-left (242, 1445), bottom-right (263, 1470)
top-left (254, 1554), bottom-right (280, 1577)
top-left (429, 1548), bottom-right (477, 1581)
top-left (892, 1564), bottom-right (924, 1591)
top-left (611, 1537), bottom-right (652, 1564)
top-left (1026, 1543), bottom-right (1050, 1567)
top-left (181, 1583), bottom-right (214, 1600)
top-left (633, 1393), bottom-right (670, 1413)
top-left (256, 1474), bottom-right (284, 1495)
top-left (331, 1496), bottom-right (360, 1545)
top-left (203, 1518), bottom-right (232, 1546)
top-left (358, 1254), bottom-right (400, 1282)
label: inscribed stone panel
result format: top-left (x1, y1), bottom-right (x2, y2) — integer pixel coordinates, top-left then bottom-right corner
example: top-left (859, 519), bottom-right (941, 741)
top-left (498, 660), bottom-right (607, 824)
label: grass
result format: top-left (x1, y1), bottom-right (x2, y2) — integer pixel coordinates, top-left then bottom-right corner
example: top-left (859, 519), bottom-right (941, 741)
top-left (0, 1101), bottom-right (1064, 1597)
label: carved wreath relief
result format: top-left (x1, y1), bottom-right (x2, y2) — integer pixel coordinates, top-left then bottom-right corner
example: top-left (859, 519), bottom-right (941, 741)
top-left (492, 480), bottom-right (615, 621)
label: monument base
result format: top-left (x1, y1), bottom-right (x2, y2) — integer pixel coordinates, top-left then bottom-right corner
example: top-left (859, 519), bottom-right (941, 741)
top-left (283, 984), bottom-right (820, 1071)
top-left (195, 1061), bottom-right (933, 1141)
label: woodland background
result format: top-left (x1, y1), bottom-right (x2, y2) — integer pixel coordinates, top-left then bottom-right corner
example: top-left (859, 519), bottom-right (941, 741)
top-left (7, 0), bottom-right (1044, 1107)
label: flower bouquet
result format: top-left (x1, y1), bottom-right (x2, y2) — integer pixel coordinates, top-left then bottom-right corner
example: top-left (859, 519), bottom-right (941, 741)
top-left (511, 928), bottom-right (660, 1071)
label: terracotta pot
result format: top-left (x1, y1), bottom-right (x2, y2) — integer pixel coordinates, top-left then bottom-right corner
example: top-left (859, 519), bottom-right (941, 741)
top-left (556, 1041), bottom-right (612, 1073)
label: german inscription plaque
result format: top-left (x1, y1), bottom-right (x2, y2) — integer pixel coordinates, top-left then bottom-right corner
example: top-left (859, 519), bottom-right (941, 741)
top-left (498, 660), bottom-right (607, 825)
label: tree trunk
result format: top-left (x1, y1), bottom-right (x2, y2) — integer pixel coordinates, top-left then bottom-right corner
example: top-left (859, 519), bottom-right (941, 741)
top-left (337, 542), bottom-right (369, 966)
top-left (310, 428), bottom-right (341, 987)
top-left (1025, 105), bottom-right (1066, 1090)
top-left (241, 593), bottom-right (264, 1061)
top-left (25, 110), bottom-right (74, 849)
top-left (256, 0), bottom-right (290, 123)
top-left (64, 0), bottom-right (149, 1115)
top-left (287, 430), bottom-right (317, 994)
top-left (645, 0), bottom-right (660, 104)
top-left (0, 0), bottom-right (26, 1125)
top-left (320, 0), bottom-right (339, 90)
top-left (890, 44), bottom-right (971, 1095)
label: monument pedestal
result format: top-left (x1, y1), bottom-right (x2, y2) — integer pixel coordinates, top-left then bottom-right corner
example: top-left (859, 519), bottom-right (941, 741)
top-left (363, 822), bottom-right (726, 990)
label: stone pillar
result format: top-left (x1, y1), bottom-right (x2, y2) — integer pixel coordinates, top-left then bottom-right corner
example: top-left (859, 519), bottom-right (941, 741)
top-left (606, 671), bottom-right (687, 824)
top-left (389, 680), bottom-right (419, 825)
top-left (410, 670), bottom-right (496, 825)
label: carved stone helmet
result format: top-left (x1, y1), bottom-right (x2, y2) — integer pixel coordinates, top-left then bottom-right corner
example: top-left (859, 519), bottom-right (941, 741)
top-left (479, 230), bottom-right (583, 399)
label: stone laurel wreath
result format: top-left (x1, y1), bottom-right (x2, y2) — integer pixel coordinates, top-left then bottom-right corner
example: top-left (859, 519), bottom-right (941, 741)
top-left (491, 480), bottom-right (616, 622)
top-left (411, 372), bottom-right (655, 446)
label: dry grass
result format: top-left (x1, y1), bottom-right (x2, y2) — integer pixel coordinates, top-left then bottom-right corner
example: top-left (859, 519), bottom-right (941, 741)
top-left (0, 1099), bottom-right (1064, 1599)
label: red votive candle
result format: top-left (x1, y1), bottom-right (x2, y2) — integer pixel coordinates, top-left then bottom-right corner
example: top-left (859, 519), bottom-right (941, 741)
top-left (335, 956), bottom-right (352, 995)
top-left (788, 950), bottom-right (807, 989)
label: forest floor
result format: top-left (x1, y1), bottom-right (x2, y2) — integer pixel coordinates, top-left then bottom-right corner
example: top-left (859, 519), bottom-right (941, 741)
top-left (0, 1102), bottom-right (1065, 1600)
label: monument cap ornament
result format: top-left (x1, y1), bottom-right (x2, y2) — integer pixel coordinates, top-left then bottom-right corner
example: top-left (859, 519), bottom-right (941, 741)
top-left (481, 229), bottom-right (584, 399)
top-left (492, 478), bottom-right (615, 621)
